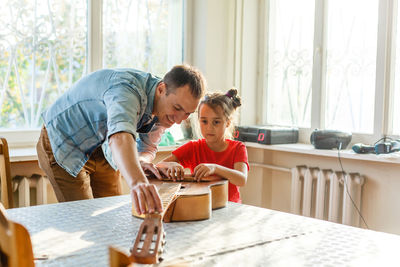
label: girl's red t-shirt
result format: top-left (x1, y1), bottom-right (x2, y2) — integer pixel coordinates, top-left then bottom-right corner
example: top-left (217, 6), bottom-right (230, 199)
top-left (172, 138), bottom-right (249, 203)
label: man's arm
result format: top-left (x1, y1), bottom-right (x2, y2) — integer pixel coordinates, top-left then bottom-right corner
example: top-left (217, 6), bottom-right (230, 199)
top-left (139, 151), bottom-right (155, 163)
top-left (137, 125), bottom-right (166, 179)
top-left (109, 132), bottom-right (162, 214)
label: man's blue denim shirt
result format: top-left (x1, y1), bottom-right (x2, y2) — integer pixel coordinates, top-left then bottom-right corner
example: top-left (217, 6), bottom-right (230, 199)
top-left (42, 68), bottom-right (165, 177)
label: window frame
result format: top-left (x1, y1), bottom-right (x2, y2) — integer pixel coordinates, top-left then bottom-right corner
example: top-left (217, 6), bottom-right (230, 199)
top-left (261, 0), bottom-right (400, 145)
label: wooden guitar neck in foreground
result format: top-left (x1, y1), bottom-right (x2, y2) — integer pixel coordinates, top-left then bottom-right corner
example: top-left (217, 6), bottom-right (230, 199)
top-left (131, 213), bottom-right (165, 264)
top-left (110, 183), bottom-right (181, 266)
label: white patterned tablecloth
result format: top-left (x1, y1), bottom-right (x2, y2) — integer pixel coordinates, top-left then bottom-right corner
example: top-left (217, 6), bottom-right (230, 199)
top-left (6, 195), bottom-right (400, 267)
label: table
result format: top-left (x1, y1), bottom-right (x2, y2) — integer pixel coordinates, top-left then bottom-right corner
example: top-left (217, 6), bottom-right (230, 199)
top-left (6, 195), bottom-right (400, 266)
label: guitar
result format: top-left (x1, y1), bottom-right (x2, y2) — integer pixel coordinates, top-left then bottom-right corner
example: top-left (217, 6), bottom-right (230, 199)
top-left (132, 175), bottom-right (228, 222)
top-left (109, 176), bottom-right (228, 265)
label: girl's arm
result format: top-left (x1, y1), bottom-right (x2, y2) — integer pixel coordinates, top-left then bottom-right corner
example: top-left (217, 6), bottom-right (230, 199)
top-left (193, 162), bottom-right (248, 186)
top-left (159, 154), bottom-right (180, 163)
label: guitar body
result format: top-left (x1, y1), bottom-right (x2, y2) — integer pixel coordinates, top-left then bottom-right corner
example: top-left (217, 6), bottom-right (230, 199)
top-left (132, 176), bottom-right (228, 222)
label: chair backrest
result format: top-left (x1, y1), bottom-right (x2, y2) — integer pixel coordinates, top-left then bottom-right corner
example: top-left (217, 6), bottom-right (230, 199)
top-left (109, 246), bottom-right (134, 267)
top-left (0, 203), bottom-right (35, 266)
top-left (0, 137), bottom-right (13, 208)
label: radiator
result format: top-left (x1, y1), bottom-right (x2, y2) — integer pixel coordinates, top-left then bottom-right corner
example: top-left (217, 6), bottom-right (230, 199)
top-left (12, 174), bottom-right (51, 207)
top-left (291, 165), bottom-right (365, 227)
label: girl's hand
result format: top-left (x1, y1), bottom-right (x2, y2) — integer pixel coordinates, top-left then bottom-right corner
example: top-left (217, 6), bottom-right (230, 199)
top-left (193, 163), bottom-right (217, 182)
top-left (167, 164), bottom-right (185, 181)
top-left (156, 162), bottom-right (185, 181)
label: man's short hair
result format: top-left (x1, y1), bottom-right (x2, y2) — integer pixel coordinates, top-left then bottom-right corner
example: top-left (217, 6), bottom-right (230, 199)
top-left (163, 65), bottom-right (206, 99)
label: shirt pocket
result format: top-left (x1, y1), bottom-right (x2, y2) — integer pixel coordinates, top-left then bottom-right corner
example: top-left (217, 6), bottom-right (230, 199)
top-left (61, 102), bottom-right (108, 153)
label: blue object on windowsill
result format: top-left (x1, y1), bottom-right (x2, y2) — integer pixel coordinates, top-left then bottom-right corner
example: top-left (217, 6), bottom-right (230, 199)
top-left (159, 131), bottom-right (176, 146)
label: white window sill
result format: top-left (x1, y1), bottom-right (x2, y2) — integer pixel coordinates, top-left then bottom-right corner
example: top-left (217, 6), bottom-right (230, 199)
top-left (11, 142), bottom-right (400, 164)
top-left (244, 142), bottom-right (400, 164)
top-left (9, 147), bottom-right (38, 162)
top-left (157, 145), bottom-right (180, 152)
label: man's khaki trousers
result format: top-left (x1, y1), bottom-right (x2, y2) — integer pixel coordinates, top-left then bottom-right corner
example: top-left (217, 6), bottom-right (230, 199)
top-left (36, 126), bottom-right (122, 202)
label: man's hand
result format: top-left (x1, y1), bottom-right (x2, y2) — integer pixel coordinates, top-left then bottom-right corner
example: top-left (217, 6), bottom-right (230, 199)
top-left (193, 163), bottom-right (217, 182)
top-left (131, 182), bottom-right (163, 215)
top-left (108, 133), bottom-right (163, 215)
top-left (140, 160), bottom-right (162, 180)
top-left (156, 162), bottom-right (185, 181)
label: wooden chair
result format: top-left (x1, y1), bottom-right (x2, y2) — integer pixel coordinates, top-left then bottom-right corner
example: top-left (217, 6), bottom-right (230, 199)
top-left (0, 203), bottom-right (34, 266)
top-left (109, 246), bottom-right (134, 267)
top-left (0, 137), bottom-right (13, 209)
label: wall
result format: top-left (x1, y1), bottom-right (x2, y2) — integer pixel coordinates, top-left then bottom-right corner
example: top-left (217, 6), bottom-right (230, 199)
top-left (241, 147), bottom-right (400, 235)
top-left (188, 0), bottom-right (261, 124)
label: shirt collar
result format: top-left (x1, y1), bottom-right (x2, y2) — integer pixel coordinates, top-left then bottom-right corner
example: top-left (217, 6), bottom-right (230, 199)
top-left (144, 80), bottom-right (161, 119)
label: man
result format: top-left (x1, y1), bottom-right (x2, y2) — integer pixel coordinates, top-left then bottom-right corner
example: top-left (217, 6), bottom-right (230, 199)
top-left (36, 65), bottom-right (206, 215)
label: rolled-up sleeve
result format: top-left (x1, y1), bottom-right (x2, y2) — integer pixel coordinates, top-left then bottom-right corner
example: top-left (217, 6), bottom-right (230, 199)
top-left (103, 84), bottom-right (142, 140)
top-left (137, 124), bottom-right (166, 158)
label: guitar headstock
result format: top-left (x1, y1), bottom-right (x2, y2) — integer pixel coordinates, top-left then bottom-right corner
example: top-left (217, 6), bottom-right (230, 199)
top-left (130, 213), bottom-right (165, 264)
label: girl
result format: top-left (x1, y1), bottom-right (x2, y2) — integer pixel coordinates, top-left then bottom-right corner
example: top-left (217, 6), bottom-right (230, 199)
top-left (157, 88), bottom-right (249, 203)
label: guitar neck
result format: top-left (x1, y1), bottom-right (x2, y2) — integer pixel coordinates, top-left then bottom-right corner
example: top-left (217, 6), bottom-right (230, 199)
top-left (130, 213), bottom-right (164, 264)
top-left (158, 182), bottom-right (182, 213)
top-left (160, 175), bottom-right (217, 183)
top-left (130, 183), bottom-right (181, 264)
top-left (147, 172), bottom-right (218, 183)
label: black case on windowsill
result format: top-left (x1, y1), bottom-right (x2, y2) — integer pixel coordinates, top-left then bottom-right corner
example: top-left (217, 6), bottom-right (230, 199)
top-left (233, 126), bottom-right (299, 145)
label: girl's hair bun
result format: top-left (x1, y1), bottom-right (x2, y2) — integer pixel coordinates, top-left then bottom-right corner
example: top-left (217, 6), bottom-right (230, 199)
top-left (226, 88), bottom-right (241, 109)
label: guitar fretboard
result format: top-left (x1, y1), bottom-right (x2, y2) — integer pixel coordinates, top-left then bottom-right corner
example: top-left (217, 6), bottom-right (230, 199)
top-left (157, 183), bottom-right (181, 212)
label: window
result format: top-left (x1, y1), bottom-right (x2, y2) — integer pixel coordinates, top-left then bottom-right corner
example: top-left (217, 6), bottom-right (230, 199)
top-left (102, 0), bottom-right (183, 76)
top-left (265, 0), bottom-right (314, 128)
top-left (325, 0), bottom-right (378, 133)
top-left (0, 0), bottom-right (183, 146)
top-left (264, 0), bottom-right (398, 141)
top-left (393, 0), bottom-right (400, 135)
top-left (0, 1), bottom-right (87, 130)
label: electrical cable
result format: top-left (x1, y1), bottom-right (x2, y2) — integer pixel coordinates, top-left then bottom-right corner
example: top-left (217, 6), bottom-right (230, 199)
top-left (373, 136), bottom-right (393, 146)
top-left (337, 141), bottom-right (369, 229)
